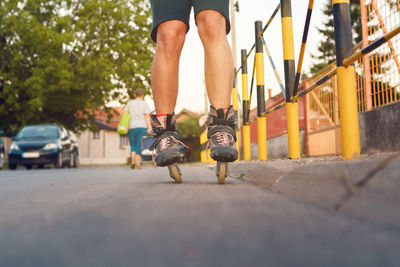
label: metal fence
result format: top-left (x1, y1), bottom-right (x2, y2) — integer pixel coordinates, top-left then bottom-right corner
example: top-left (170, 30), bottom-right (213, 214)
top-left (365, 0), bottom-right (400, 108)
top-left (306, 63), bottom-right (339, 133)
top-left (306, 0), bottom-right (400, 134)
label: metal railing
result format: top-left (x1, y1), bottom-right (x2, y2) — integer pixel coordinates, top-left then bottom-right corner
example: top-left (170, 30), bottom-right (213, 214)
top-left (201, 0), bottom-right (400, 161)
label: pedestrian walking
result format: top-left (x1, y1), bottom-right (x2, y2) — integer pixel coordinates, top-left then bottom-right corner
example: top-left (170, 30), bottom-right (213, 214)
top-left (125, 89), bottom-right (152, 169)
top-left (149, 0), bottom-right (238, 182)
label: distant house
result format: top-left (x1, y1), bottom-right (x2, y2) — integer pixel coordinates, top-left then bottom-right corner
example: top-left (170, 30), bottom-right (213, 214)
top-left (176, 108), bottom-right (201, 123)
top-left (77, 107), bottom-right (130, 165)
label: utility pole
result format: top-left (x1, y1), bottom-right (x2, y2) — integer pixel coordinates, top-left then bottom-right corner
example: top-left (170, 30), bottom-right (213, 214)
top-left (230, 0), bottom-right (242, 156)
top-left (230, 0), bottom-right (238, 68)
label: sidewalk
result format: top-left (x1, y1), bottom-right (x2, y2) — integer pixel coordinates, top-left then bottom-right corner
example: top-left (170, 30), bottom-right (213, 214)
top-left (229, 152), bottom-right (400, 231)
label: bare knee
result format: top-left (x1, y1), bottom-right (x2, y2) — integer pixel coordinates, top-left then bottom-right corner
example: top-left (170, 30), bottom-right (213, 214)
top-left (196, 10), bottom-right (226, 42)
top-left (156, 21), bottom-right (186, 58)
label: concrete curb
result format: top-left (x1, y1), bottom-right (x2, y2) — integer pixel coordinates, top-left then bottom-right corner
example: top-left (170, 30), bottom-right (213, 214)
top-left (229, 153), bottom-right (400, 230)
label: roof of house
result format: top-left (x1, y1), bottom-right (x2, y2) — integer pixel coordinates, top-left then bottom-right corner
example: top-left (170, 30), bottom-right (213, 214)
top-left (95, 120), bottom-right (116, 131)
top-left (176, 109), bottom-right (201, 122)
top-left (94, 107), bottom-right (124, 131)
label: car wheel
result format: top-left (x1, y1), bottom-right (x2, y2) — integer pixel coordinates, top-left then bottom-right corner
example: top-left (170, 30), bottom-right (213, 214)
top-left (72, 150), bottom-right (79, 168)
top-left (25, 165), bottom-right (33, 170)
top-left (38, 164), bottom-right (44, 169)
top-left (9, 164), bottom-right (17, 170)
top-left (55, 152), bottom-right (63, 168)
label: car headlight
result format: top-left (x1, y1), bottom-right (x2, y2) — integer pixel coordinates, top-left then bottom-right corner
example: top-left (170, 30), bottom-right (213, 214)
top-left (10, 142), bottom-right (20, 151)
top-left (43, 143), bottom-right (58, 150)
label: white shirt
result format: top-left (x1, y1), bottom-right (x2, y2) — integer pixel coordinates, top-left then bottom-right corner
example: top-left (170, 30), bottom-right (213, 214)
top-left (124, 99), bottom-right (151, 129)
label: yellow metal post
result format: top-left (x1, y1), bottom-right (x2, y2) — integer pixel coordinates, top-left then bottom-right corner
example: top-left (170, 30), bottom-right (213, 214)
top-left (333, 0), bottom-right (360, 159)
top-left (286, 102), bottom-right (300, 158)
top-left (200, 128), bottom-right (216, 163)
top-left (281, 0), bottom-right (301, 159)
top-left (200, 129), bottom-right (208, 163)
top-left (243, 126), bottom-right (251, 160)
top-left (255, 21), bottom-right (267, 161)
top-left (241, 49), bottom-right (251, 161)
top-left (337, 66), bottom-right (360, 159)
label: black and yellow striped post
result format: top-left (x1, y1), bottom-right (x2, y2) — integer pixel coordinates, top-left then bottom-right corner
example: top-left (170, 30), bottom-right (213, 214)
top-left (255, 21), bottom-right (267, 161)
top-left (232, 69), bottom-right (240, 160)
top-left (261, 36), bottom-right (286, 96)
top-left (241, 49), bottom-right (251, 161)
top-left (293, 0), bottom-right (314, 96)
top-left (332, 0), bottom-right (360, 159)
top-left (281, 0), bottom-right (300, 159)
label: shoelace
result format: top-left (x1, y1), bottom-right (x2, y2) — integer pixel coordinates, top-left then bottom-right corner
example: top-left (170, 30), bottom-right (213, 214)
top-left (211, 132), bottom-right (233, 146)
top-left (159, 136), bottom-right (174, 150)
top-left (151, 136), bottom-right (189, 165)
top-left (205, 132), bottom-right (234, 160)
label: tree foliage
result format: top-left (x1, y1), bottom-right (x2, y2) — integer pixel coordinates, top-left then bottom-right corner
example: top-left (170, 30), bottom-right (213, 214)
top-left (0, 0), bottom-right (154, 135)
top-left (177, 116), bottom-right (201, 140)
top-left (309, 0), bottom-right (362, 74)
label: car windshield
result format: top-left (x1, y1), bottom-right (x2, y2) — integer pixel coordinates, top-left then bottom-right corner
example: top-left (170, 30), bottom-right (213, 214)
top-left (17, 125), bottom-right (59, 139)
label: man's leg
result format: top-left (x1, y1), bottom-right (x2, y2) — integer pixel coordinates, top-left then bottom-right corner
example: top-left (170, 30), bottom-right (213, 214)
top-left (196, 10), bottom-right (233, 109)
top-left (151, 20), bottom-right (187, 115)
top-left (196, 10), bottom-right (238, 162)
top-left (150, 21), bottom-right (188, 168)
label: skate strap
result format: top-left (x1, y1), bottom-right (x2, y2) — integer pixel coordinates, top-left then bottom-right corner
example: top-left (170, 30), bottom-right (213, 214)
top-left (151, 113), bottom-right (176, 131)
top-left (208, 117), bottom-right (236, 129)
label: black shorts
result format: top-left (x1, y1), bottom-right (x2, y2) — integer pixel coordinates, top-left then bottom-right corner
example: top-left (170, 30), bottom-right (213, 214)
top-left (150, 0), bottom-right (231, 42)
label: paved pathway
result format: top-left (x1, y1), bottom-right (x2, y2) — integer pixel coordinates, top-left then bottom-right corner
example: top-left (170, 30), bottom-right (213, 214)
top-left (0, 163), bottom-right (399, 266)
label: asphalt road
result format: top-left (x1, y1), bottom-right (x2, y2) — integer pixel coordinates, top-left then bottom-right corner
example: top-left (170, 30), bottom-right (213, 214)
top-left (0, 164), bottom-right (399, 266)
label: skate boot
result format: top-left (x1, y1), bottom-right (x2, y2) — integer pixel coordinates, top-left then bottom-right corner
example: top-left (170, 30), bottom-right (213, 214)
top-left (150, 113), bottom-right (186, 183)
top-left (207, 105), bottom-right (238, 184)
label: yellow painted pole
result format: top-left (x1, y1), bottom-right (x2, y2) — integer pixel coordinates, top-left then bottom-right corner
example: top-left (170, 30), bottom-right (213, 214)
top-left (286, 102), bottom-right (300, 158)
top-left (241, 49), bottom-right (251, 161)
top-left (200, 128), bottom-right (216, 163)
top-left (243, 126), bottom-right (251, 160)
top-left (281, 0), bottom-right (301, 159)
top-left (200, 129), bottom-right (207, 162)
top-left (333, 0), bottom-right (360, 159)
top-left (255, 21), bottom-right (267, 161)
top-left (337, 66), bottom-right (360, 159)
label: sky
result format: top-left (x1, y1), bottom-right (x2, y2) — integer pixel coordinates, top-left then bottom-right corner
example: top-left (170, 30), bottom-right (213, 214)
top-left (145, 0), bottom-right (327, 113)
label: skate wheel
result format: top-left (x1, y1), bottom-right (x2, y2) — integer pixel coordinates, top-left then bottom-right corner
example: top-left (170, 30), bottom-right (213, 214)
top-left (216, 162), bottom-right (227, 184)
top-left (168, 164), bottom-right (182, 184)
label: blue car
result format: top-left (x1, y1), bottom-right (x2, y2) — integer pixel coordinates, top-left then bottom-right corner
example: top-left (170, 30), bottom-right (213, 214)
top-left (8, 124), bottom-right (77, 170)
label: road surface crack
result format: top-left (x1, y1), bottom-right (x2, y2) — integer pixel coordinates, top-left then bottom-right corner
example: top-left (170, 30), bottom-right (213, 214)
top-left (334, 152), bottom-right (400, 210)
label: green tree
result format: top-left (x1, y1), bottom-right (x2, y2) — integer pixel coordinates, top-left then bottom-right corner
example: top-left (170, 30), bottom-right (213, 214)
top-left (309, 0), bottom-right (362, 74)
top-left (177, 116), bottom-right (201, 140)
top-left (0, 0), bottom-right (154, 135)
